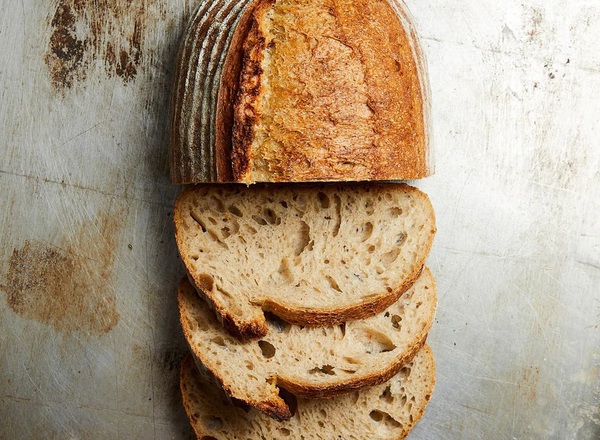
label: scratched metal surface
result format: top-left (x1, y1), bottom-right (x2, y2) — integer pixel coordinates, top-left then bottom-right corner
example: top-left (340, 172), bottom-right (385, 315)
top-left (0, 1), bottom-right (598, 439)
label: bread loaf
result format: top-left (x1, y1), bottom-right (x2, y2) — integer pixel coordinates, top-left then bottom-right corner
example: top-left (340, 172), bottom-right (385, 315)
top-left (179, 268), bottom-right (436, 420)
top-left (180, 344), bottom-right (435, 439)
top-left (169, 0), bottom-right (431, 183)
top-left (174, 183), bottom-right (436, 339)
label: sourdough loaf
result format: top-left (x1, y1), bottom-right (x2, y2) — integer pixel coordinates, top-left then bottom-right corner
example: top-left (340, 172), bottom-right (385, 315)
top-left (169, 0), bottom-right (431, 183)
top-left (180, 344), bottom-right (435, 439)
top-left (174, 183), bottom-right (436, 339)
top-left (179, 268), bottom-right (436, 420)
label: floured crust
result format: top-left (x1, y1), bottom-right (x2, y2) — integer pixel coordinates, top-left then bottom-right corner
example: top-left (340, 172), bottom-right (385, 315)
top-left (215, 1), bottom-right (265, 181)
top-left (232, 0), bottom-right (431, 183)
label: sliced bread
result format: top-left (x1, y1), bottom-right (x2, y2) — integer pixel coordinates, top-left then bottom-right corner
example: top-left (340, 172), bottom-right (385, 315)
top-left (180, 344), bottom-right (435, 440)
top-left (179, 268), bottom-right (436, 420)
top-left (174, 183), bottom-right (436, 339)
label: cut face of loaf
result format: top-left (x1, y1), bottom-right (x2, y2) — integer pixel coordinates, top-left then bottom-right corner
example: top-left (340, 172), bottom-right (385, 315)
top-left (169, 0), bottom-right (432, 184)
top-left (179, 268), bottom-right (436, 420)
top-left (180, 345), bottom-right (435, 440)
top-left (174, 183), bottom-right (436, 339)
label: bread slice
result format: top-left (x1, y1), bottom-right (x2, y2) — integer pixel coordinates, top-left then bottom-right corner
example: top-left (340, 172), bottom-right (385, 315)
top-left (179, 268), bottom-right (436, 420)
top-left (174, 183), bottom-right (436, 339)
top-left (232, 0), bottom-right (432, 183)
top-left (180, 344), bottom-right (435, 439)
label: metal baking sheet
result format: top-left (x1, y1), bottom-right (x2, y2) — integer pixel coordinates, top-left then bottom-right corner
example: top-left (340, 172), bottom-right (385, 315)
top-left (1, 0), bottom-right (598, 438)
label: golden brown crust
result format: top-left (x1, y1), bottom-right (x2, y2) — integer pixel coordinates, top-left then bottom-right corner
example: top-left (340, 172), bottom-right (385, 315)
top-left (277, 331), bottom-right (428, 399)
top-left (231, 0), bottom-right (430, 183)
top-left (263, 263), bottom-right (426, 328)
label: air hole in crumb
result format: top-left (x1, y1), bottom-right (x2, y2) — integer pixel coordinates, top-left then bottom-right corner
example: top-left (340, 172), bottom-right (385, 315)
top-left (246, 225), bottom-right (258, 234)
top-left (276, 258), bottom-right (294, 283)
top-left (280, 201), bottom-right (288, 208)
top-left (395, 232), bottom-right (407, 247)
top-left (279, 428), bottom-right (291, 436)
top-left (391, 315), bottom-right (402, 329)
top-left (294, 222), bottom-right (311, 256)
top-left (191, 212), bottom-right (207, 232)
top-left (228, 206), bottom-right (243, 217)
top-left (263, 208), bottom-right (279, 225)
top-left (258, 340), bottom-right (276, 359)
top-left (368, 245), bottom-right (375, 253)
top-left (399, 366), bottom-right (412, 378)
top-left (201, 437), bottom-right (218, 440)
top-left (380, 386), bottom-right (394, 404)
top-left (317, 191), bottom-right (330, 208)
top-left (386, 287), bottom-right (393, 293)
top-left (332, 195), bottom-right (342, 237)
top-left (326, 276), bottom-right (342, 293)
top-left (381, 248), bottom-right (401, 266)
top-left (384, 312), bottom-right (390, 318)
top-left (388, 207), bottom-right (403, 217)
top-left (355, 329), bottom-right (396, 353)
top-left (309, 365), bottom-right (336, 375)
top-left (207, 217), bottom-right (217, 225)
top-left (339, 323), bottom-right (346, 336)
top-left (370, 411), bottom-right (401, 428)
top-left (211, 336), bottom-right (226, 347)
top-left (209, 196), bottom-right (225, 212)
top-left (318, 421), bottom-right (325, 428)
top-left (324, 259), bottom-right (330, 264)
top-left (344, 357), bottom-right (361, 365)
top-left (197, 274), bottom-right (214, 292)
top-left (245, 361), bottom-right (254, 370)
top-left (221, 227), bottom-right (231, 239)
top-left (320, 409), bottom-right (327, 417)
top-left (252, 215), bottom-right (268, 226)
top-left (370, 410), bottom-right (384, 422)
top-left (358, 222), bottom-right (374, 242)
top-left (202, 416), bottom-right (223, 430)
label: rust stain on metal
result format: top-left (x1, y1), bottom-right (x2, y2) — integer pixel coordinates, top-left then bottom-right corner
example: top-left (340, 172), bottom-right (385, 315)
top-left (45, 2), bottom-right (87, 88)
top-left (1, 213), bottom-right (121, 335)
top-left (44, 0), bottom-right (167, 89)
top-left (517, 365), bottom-right (540, 403)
